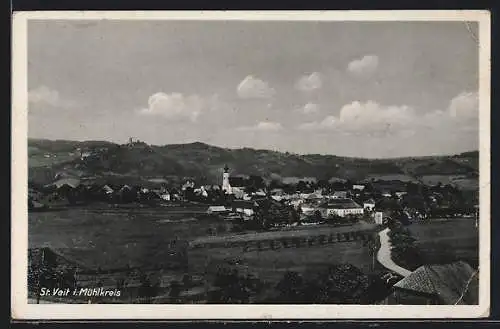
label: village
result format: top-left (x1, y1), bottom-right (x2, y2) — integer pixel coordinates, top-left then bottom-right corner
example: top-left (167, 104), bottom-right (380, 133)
top-left (28, 156), bottom-right (479, 230)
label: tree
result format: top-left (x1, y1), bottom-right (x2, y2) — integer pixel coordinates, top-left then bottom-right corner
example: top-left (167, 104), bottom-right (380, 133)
top-left (248, 175), bottom-right (265, 189)
top-left (296, 181), bottom-right (307, 192)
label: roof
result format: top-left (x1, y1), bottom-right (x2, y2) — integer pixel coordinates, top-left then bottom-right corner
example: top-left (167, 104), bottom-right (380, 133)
top-left (207, 205), bottom-right (228, 211)
top-left (228, 176), bottom-right (248, 187)
top-left (393, 261), bottom-right (478, 305)
top-left (51, 177), bottom-right (81, 189)
top-left (282, 176), bottom-right (317, 185)
top-left (322, 198), bottom-right (363, 209)
top-left (232, 200), bottom-right (258, 208)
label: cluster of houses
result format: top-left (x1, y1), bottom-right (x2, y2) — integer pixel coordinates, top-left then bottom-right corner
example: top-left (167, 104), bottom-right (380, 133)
top-left (29, 162), bottom-right (477, 226)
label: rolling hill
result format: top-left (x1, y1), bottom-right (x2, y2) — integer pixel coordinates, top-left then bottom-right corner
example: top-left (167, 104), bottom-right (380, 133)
top-left (28, 138), bottom-right (479, 189)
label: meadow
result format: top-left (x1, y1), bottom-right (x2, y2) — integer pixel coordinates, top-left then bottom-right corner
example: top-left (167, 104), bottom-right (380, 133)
top-left (29, 204), bottom-right (211, 270)
top-left (408, 218), bottom-right (479, 268)
top-left (29, 205), bottom-right (379, 300)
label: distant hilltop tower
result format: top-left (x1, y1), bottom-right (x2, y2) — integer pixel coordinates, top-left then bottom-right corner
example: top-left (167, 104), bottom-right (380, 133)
top-left (222, 164), bottom-right (232, 194)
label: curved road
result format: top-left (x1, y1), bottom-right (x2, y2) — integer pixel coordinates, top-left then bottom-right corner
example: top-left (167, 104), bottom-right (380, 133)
top-left (377, 228), bottom-right (412, 277)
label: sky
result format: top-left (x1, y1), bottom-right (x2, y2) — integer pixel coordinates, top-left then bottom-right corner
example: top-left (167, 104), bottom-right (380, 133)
top-left (27, 19), bottom-right (479, 158)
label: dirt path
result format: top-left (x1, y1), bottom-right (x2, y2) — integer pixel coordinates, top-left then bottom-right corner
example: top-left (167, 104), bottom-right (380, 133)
top-left (377, 228), bottom-right (412, 277)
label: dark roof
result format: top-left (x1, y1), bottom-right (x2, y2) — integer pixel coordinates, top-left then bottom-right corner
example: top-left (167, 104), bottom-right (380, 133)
top-left (394, 261), bottom-right (478, 305)
top-left (232, 200), bottom-right (258, 208)
top-left (228, 176), bottom-right (248, 187)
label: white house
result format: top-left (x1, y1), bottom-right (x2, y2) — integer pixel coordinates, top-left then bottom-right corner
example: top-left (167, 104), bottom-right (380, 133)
top-left (232, 200), bottom-right (257, 217)
top-left (363, 199), bottom-right (376, 211)
top-left (160, 192), bottom-right (171, 201)
top-left (300, 203), bottom-right (318, 216)
top-left (102, 185), bottom-right (114, 195)
top-left (321, 199), bottom-right (364, 217)
top-left (352, 184), bottom-right (365, 191)
top-left (395, 191), bottom-right (407, 198)
top-left (207, 205), bottom-right (230, 215)
top-left (332, 191), bottom-right (348, 199)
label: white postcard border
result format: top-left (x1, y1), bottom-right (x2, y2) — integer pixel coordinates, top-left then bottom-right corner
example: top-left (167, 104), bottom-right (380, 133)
top-left (11, 10), bottom-right (491, 320)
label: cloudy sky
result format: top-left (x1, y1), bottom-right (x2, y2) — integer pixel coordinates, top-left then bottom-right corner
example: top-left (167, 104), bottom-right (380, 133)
top-left (28, 20), bottom-right (479, 158)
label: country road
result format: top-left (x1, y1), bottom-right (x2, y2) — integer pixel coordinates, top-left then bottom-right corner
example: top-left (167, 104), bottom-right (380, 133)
top-left (377, 228), bottom-right (412, 277)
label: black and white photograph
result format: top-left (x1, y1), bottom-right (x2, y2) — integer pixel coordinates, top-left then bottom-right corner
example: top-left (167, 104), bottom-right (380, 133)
top-left (12, 10), bottom-right (490, 319)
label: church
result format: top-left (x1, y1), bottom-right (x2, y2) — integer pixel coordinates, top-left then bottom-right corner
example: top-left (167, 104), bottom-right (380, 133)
top-left (221, 164), bottom-right (247, 199)
top-left (222, 164), bottom-right (232, 194)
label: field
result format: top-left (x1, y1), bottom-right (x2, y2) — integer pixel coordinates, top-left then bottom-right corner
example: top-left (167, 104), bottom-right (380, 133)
top-left (29, 205), bottom-right (211, 270)
top-left (29, 206), bottom-right (378, 301)
top-left (418, 174), bottom-right (479, 190)
top-left (408, 218), bottom-right (479, 268)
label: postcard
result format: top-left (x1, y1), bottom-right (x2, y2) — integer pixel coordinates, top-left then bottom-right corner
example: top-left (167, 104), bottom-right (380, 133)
top-left (11, 10), bottom-right (490, 320)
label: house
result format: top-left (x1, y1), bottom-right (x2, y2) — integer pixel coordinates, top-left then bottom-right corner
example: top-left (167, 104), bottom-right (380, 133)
top-left (282, 176), bottom-right (317, 185)
top-left (373, 211), bottom-right (384, 225)
top-left (182, 180), bottom-right (196, 191)
top-left (228, 175), bottom-right (249, 189)
top-left (352, 184), bottom-right (365, 191)
top-left (332, 191), bottom-right (348, 199)
top-left (395, 191), bottom-right (407, 198)
top-left (231, 200), bottom-right (258, 217)
top-left (363, 199), bottom-right (376, 211)
top-left (300, 203), bottom-right (319, 216)
top-left (320, 198), bottom-right (364, 217)
top-left (80, 151), bottom-right (92, 160)
top-left (383, 261), bottom-right (479, 305)
top-left (49, 177), bottom-right (81, 189)
top-left (194, 186), bottom-right (209, 198)
top-left (102, 185), bottom-right (114, 195)
top-left (270, 188), bottom-right (284, 196)
top-left (207, 205), bottom-right (230, 215)
top-left (231, 186), bottom-right (245, 199)
top-left (289, 198), bottom-right (304, 209)
top-left (253, 189), bottom-right (267, 197)
top-left (159, 191), bottom-right (171, 201)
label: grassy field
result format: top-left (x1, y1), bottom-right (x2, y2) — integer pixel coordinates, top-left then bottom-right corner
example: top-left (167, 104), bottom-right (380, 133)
top-left (418, 174), bottom-right (478, 190)
top-left (189, 240), bottom-right (375, 285)
top-left (29, 205), bottom-right (211, 270)
top-left (29, 206), bottom-right (378, 290)
top-left (408, 218), bottom-right (479, 268)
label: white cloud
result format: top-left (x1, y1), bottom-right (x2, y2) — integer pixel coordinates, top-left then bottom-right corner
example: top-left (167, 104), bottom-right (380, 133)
top-left (449, 91), bottom-right (479, 120)
top-left (28, 86), bottom-right (75, 108)
top-left (296, 91), bottom-right (479, 137)
top-left (237, 121), bottom-right (283, 131)
top-left (138, 92), bottom-right (220, 122)
top-left (237, 75), bottom-right (275, 99)
top-left (297, 103), bottom-right (320, 114)
top-left (338, 101), bottom-right (415, 128)
top-left (298, 116), bottom-right (336, 130)
top-left (295, 72), bottom-right (322, 92)
top-left (347, 55), bottom-right (379, 77)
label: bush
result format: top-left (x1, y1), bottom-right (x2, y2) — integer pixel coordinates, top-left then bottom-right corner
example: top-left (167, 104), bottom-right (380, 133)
top-left (271, 263), bottom-right (379, 304)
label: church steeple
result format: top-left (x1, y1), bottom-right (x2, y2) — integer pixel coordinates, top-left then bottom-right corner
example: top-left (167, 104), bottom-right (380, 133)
top-left (222, 164), bottom-right (232, 194)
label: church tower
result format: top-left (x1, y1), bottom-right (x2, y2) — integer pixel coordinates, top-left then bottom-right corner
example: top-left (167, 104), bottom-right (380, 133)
top-left (222, 164), bottom-right (232, 194)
